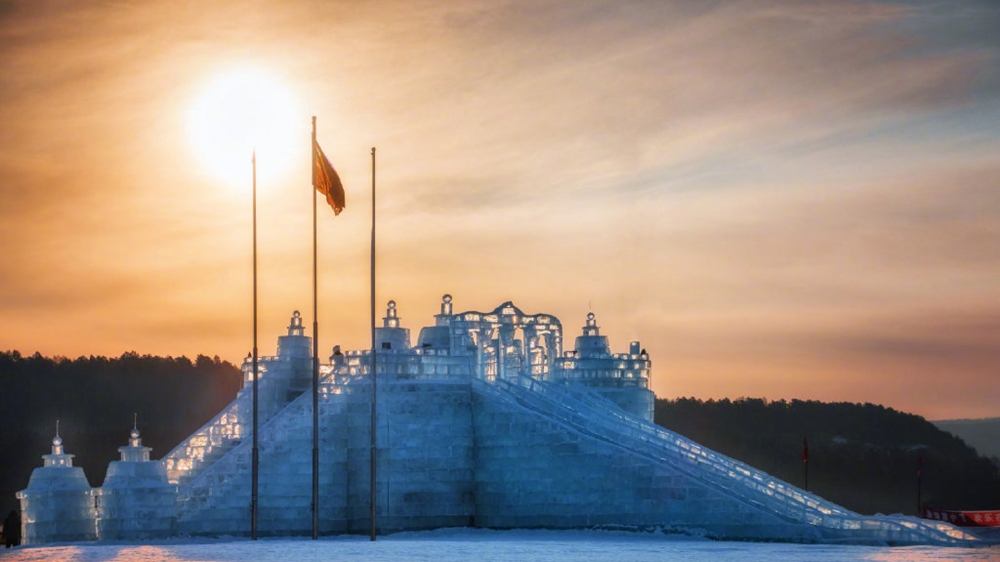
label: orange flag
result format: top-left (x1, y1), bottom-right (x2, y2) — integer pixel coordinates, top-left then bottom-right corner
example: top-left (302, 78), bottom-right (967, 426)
top-left (313, 140), bottom-right (345, 215)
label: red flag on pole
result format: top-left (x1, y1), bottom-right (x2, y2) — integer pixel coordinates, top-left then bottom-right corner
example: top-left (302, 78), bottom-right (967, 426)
top-left (803, 437), bottom-right (809, 463)
top-left (313, 140), bottom-right (345, 215)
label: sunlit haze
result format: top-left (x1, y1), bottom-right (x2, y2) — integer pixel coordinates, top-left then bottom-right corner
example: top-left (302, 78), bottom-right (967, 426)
top-left (187, 67), bottom-right (303, 186)
top-left (1, 0), bottom-right (998, 420)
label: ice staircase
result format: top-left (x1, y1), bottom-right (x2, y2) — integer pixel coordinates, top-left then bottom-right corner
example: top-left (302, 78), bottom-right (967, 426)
top-left (172, 380), bottom-right (331, 534)
top-left (476, 375), bottom-right (981, 547)
top-left (161, 391), bottom-right (251, 487)
top-left (161, 357), bottom-right (325, 488)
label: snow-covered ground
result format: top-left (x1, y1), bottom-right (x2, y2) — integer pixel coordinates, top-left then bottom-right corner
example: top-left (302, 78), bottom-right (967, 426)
top-left (1, 529), bottom-right (998, 562)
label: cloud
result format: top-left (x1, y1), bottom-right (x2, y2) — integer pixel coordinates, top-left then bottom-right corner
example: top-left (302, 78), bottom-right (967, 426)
top-left (0, 0), bottom-right (999, 418)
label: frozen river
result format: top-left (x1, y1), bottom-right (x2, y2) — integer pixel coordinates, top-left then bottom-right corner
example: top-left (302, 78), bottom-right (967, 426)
top-left (2, 529), bottom-right (999, 562)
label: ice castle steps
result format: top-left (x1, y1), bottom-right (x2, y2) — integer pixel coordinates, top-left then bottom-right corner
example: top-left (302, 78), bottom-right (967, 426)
top-left (174, 383), bottom-right (352, 536)
top-left (478, 377), bottom-right (978, 545)
top-left (469, 379), bottom-right (819, 539)
top-left (161, 362), bottom-right (322, 489)
top-left (479, 377), bottom-right (852, 522)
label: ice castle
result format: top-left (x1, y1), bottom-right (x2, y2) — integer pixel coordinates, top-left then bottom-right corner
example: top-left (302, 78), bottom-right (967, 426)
top-left (16, 296), bottom-right (983, 546)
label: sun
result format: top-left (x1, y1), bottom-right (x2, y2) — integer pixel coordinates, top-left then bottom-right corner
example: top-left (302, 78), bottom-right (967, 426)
top-left (187, 67), bottom-right (303, 187)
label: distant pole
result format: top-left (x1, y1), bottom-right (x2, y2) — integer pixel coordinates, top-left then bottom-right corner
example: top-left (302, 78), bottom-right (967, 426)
top-left (917, 455), bottom-right (923, 516)
top-left (802, 436), bottom-right (809, 492)
top-left (251, 150), bottom-right (259, 541)
top-left (369, 146), bottom-right (377, 542)
top-left (311, 117), bottom-right (320, 540)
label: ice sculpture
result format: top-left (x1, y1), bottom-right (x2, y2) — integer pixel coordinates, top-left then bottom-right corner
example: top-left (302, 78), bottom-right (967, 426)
top-left (94, 423), bottom-right (177, 539)
top-left (16, 427), bottom-right (97, 544)
top-left (15, 296), bottom-right (985, 546)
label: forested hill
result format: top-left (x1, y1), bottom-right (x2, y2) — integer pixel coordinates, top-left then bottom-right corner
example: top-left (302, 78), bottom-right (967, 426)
top-left (655, 398), bottom-right (1000, 516)
top-left (0, 350), bottom-right (242, 518)
top-left (933, 418), bottom-right (1000, 462)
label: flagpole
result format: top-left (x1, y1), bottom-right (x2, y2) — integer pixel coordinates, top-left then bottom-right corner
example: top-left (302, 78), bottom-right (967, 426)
top-left (311, 116), bottom-right (320, 540)
top-left (917, 456), bottom-right (923, 516)
top-left (803, 436), bottom-right (809, 492)
top-left (251, 149), bottom-right (259, 541)
top-left (369, 146), bottom-right (377, 542)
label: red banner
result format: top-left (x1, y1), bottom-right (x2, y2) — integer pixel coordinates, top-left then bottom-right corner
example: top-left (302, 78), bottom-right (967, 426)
top-left (923, 508), bottom-right (1000, 527)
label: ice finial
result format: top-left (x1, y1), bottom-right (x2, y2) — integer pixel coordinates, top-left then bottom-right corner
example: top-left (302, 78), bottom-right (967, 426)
top-left (288, 310), bottom-right (304, 336)
top-left (130, 413), bottom-right (140, 440)
top-left (120, 416), bottom-right (150, 461)
top-left (52, 420), bottom-right (64, 455)
top-left (384, 300), bottom-right (400, 328)
top-left (45, 421), bottom-right (72, 466)
top-left (441, 294), bottom-right (453, 315)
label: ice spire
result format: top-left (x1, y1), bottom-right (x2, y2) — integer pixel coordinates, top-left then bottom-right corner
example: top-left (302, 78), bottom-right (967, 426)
top-left (120, 415), bottom-right (151, 462)
top-left (43, 420), bottom-right (74, 467)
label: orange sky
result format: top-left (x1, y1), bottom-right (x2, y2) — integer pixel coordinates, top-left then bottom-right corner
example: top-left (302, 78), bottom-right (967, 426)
top-left (1, 0), bottom-right (999, 420)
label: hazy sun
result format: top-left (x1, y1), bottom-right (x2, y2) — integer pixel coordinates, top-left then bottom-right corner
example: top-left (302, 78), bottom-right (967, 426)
top-left (187, 67), bottom-right (303, 187)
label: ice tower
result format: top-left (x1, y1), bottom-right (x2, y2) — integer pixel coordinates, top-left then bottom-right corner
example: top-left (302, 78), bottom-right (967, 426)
top-left (554, 312), bottom-right (654, 421)
top-left (239, 310), bottom-right (312, 419)
top-left (94, 423), bottom-right (177, 539)
top-left (16, 427), bottom-right (97, 544)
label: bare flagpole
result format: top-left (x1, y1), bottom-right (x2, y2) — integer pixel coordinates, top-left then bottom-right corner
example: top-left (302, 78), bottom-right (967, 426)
top-left (369, 146), bottom-right (377, 542)
top-left (311, 117), bottom-right (321, 540)
top-left (251, 149), bottom-right (259, 541)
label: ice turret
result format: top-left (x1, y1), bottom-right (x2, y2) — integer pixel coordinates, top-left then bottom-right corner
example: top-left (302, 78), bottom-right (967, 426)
top-left (95, 421), bottom-right (177, 539)
top-left (576, 312), bottom-right (611, 357)
top-left (125, 428), bottom-right (146, 458)
top-left (418, 295), bottom-right (454, 351)
top-left (277, 310), bottom-right (310, 358)
top-left (376, 300), bottom-right (411, 351)
top-left (554, 312), bottom-right (654, 421)
top-left (238, 310), bottom-right (313, 421)
top-left (16, 426), bottom-right (97, 544)
top-left (435, 293), bottom-right (454, 324)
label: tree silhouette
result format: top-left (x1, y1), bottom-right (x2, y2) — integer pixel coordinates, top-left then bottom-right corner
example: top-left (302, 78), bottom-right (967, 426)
top-left (0, 350), bottom-right (241, 518)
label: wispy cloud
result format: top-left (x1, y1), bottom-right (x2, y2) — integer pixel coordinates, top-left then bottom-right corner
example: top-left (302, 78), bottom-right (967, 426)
top-left (0, 0), bottom-right (998, 418)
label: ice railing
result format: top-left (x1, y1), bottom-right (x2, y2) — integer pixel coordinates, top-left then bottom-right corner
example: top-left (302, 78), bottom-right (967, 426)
top-left (337, 349), bottom-right (478, 383)
top-left (479, 375), bottom-right (979, 546)
top-left (161, 390), bottom-right (250, 486)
